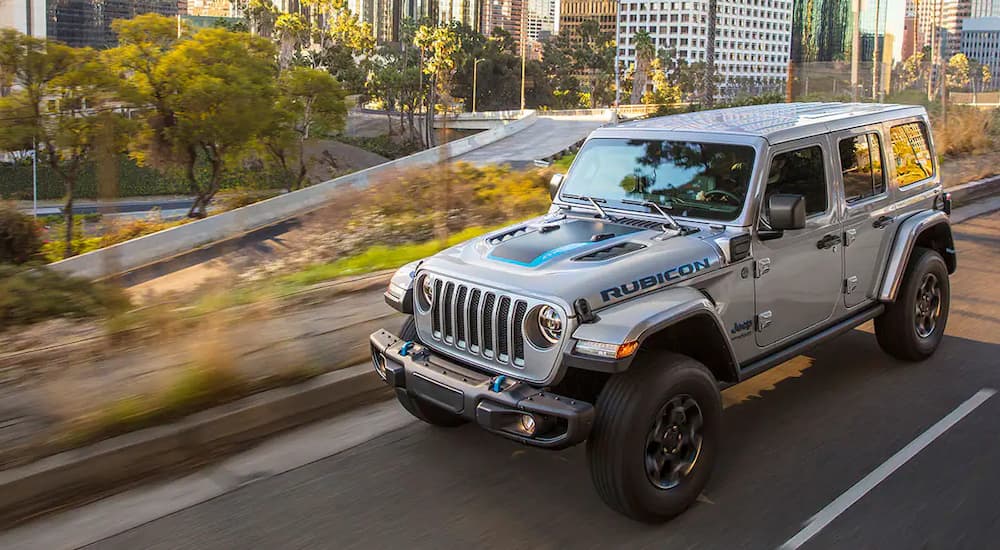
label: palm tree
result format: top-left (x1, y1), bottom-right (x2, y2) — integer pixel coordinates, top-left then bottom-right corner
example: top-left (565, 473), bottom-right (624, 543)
top-left (630, 30), bottom-right (655, 104)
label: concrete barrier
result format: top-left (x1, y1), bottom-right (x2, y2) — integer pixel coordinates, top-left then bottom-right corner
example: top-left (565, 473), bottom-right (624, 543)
top-left (49, 111), bottom-right (539, 280)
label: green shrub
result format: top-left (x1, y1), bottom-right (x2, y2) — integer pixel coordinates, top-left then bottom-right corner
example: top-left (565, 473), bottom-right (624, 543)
top-left (0, 202), bottom-right (42, 264)
top-left (338, 135), bottom-right (423, 159)
top-left (0, 265), bottom-right (132, 328)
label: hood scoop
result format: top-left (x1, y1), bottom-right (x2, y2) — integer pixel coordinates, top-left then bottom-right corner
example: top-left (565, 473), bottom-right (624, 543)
top-left (574, 241), bottom-right (646, 262)
top-left (486, 219), bottom-right (643, 267)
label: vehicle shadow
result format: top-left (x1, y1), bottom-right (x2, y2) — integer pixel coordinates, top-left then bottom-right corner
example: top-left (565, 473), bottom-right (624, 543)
top-left (283, 330), bottom-right (999, 550)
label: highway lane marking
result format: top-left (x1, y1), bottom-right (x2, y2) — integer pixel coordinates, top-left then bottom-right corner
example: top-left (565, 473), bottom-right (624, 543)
top-left (779, 387), bottom-right (997, 550)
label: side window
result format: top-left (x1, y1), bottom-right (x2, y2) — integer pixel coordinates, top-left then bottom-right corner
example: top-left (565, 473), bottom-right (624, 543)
top-left (889, 122), bottom-right (934, 187)
top-left (766, 145), bottom-right (828, 216)
top-left (839, 132), bottom-right (886, 203)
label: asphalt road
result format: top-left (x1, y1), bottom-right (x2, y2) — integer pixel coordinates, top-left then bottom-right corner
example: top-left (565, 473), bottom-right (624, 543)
top-left (7, 207), bottom-right (1000, 550)
top-left (453, 116), bottom-right (608, 168)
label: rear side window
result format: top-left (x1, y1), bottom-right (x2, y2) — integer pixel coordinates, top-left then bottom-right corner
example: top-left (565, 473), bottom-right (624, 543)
top-left (889, 122), bottom-right (934, 187)
top-left (839, 133), bottom-right (885, 203)
top-left (766, 146), bottom-right (828, 216)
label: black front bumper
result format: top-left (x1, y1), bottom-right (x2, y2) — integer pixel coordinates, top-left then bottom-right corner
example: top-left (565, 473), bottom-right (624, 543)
top-left (370, 329), bottom-right (594, 449)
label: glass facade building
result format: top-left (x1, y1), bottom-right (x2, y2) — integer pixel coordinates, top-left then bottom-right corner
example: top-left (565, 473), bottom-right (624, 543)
top-left (47, 0), bottom-right (179, 48)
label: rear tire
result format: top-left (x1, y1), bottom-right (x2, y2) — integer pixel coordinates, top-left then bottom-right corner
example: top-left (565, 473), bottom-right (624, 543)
top-left (396, 316), bottom-right (465, 427)
top-left (587, 351), bottom-right (722, 522)
top-left (875, 247), bottom-right (950, 361)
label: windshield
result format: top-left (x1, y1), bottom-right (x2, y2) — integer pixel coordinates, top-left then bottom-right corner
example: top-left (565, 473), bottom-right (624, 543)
top-left (561, 138), bottom-right (757, 222)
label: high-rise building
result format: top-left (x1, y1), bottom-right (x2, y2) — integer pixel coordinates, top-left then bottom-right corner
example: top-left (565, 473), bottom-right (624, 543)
top-left (790, 0), bottom-right (851, 64)
top-left (960, 16), bottom-right (1000, 87)
top-left (436, 0), bottom-right (480, 29)
top-left (943, 0), bottom-right (972, 54)
top-left (47, 0), bottom-right (179, 48)
top-left (559, 0), bottom-right (616, 43)
top-left (525, 0), bottom-right (558, 44)
top-left (483, 0), bottom-right (524, 42)
top-left (1, 0), bottom-right (48, 38)
top-left (971, 0), bottom-right (1000, 16)
top-left (618, 0), bottom-right (793, 91)
top-left (185, 0), bottom-right (238, 17)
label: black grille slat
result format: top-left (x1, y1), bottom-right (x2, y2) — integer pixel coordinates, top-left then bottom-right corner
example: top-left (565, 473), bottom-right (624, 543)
top-left (497, 296), bottom-right (511, 360)
top-left (455, 286), bottom-right (468, 347)
top-left (431, 279), bottom-right (443, 335)
top-left (482, 292), bottom-right (496, 356)
top-left (468, 289), bottom-right (481, 350)
top-left (512, 301), bottom-right (527, 365)
top-left (443, 282), bottom-right (455, 343)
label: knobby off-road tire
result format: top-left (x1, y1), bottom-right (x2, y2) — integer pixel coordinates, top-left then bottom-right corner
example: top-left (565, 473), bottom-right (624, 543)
top-left (587, 351), bottom-right (722, 522)
top-left (395, 316), bottom-right (465, 427)
top-left (875, 247), bottom-right (950, 361)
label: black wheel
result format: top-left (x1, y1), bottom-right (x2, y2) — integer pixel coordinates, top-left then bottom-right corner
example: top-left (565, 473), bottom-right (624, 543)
top-left (587, 351), bottom-right (722, 522)
top-left (875, 247), bottom-right (950, 361)
top-left (395, 316), bottom-right (465, 427)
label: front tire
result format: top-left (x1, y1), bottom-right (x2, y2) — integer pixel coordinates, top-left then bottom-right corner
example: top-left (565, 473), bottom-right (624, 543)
top-left (875, 247), bottom-right (950, 361)
top-left (587, 351), bottom-right (722, 522)
top-left (395, 316), bottom-right (465, 427)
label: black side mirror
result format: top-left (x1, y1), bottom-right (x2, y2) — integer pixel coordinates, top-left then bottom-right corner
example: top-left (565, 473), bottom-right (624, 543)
top-left (760, 194), bottom-right (806, 240)
top-left (549, 173), bottom-right (564, 200)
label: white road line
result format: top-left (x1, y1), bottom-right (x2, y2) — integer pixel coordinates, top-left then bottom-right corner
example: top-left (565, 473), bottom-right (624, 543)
top-left (780, 388), bottom-right (997, 550)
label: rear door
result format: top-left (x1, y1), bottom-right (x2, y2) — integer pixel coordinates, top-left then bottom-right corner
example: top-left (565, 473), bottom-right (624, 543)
top-left (834, 125), bottom-right (893, 308)
top-left (753, 138), bottom-right (843, 348)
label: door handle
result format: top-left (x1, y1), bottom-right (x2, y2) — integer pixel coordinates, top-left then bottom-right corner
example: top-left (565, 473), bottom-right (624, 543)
top-left (816, 234), bottom-right (842, 249)
top-left (873, 215), bottom-right (894, 229)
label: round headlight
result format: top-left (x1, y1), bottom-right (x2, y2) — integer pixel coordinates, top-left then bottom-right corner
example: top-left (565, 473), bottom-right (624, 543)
top-left (538, 306), bottom-right (563, 344)
top-left (421, 276), bottom-right (434, 306)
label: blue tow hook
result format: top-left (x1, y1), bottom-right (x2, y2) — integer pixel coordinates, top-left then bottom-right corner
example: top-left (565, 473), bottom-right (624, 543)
top-left (399, 341), bottom-right (415, 357)
top-left (490, 375), bottom-right (507, 393)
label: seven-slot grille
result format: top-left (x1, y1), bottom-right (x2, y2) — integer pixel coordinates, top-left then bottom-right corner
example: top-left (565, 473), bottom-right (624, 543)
top-left (428, 277), bottom-right (530, 366)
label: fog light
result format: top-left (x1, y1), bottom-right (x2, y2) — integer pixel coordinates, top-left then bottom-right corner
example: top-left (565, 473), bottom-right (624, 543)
top-left (519, 414), bottom-right (537, 436)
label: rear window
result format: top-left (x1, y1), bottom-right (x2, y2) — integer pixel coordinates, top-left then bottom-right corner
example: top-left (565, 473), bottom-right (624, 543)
top-left (889, 122), bottom-right (934, 187)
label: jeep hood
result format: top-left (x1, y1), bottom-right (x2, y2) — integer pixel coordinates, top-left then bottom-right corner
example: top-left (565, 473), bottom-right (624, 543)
top-left (418, 214), bottom-right (727, 312)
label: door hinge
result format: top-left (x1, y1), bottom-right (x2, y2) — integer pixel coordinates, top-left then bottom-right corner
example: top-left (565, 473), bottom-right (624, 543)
top-left (844, 228), bottom-right (857, 247)
top-left (756, 310), bottom-right (773, 331)
top-left (754, 258), bottom-right (771, 278)
top-left (844, 275), bottom-right (858, 294)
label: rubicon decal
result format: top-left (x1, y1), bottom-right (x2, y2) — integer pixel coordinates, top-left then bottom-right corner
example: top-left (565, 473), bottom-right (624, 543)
top-left (600, 258), bottom-right (712, 302)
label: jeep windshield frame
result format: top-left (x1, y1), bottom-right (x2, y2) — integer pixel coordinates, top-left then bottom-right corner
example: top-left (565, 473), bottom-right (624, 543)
top-left (558, 137), bottom-right (758, 223)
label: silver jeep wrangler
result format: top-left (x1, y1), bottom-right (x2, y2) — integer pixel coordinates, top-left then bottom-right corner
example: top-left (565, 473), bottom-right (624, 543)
top-left (370, 103), bottom-right (955, 521)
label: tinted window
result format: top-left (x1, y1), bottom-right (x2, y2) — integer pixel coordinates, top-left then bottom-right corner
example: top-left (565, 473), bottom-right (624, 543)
top-left (562, 138), bottom-right (756, 222)
top-left (765, 146), bottom-right (828, 216)
top-left (889, 122), bottom-right (934, 186)
top-left (839, 133), bottom-right (885, 203)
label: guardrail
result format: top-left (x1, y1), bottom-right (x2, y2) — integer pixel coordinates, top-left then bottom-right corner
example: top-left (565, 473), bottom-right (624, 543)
top-left (49, 111), bottom-right (539, 280)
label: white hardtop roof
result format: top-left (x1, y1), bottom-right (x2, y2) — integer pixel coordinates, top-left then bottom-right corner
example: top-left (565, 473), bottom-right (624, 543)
top-left (597, 102), bottom-right (926, 144)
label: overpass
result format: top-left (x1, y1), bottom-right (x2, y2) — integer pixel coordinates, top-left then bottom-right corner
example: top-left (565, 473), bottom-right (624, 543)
top-left (49, 109), bottom-right (626, 284)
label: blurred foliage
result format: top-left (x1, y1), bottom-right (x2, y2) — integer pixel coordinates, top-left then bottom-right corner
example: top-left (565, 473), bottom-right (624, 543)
top-left (932, 105), bottom-right (998, 158)
top-left (279, 225), bottom-right (495, 287)
top-left (338, 134), bottom-right (424, 159)
top-left (0, 201), bottom-right (42, 264)
top-left (360, 162), bottom-right (550, 244)
top-left (40, 213), bottom-right (187, 263)
top-left (0, 265), bottom-right (131, 328)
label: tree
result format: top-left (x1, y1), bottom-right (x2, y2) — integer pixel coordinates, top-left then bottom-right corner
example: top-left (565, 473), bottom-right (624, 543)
top-left (0, 35), bottom-right (122, 258)
top-left (274, 12), bottom-right (310, 70)
top-left (571, 20), bottom-right (615, 108)
top-left (629, 31), bottom-right (655, 104)
top-left (115, 27), bottom-right (279, 218)
top-left (264, 66), bottom-right (347, 191)
top-left (946, 53), bottom-right (971, 91)
top-left (414, 24), bottom-right (460, 147)
top-left (642, 58), bottom-right (682, 104)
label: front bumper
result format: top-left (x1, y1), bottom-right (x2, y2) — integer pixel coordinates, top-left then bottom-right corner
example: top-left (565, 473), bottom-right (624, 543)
top-left (370, 329), bottom-right (594, 449)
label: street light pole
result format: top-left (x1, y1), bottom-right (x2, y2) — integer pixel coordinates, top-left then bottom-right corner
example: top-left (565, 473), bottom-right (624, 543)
top-left (473, 58), bottom-right (484, 113)
top-left (614, 0), bottom-right (621, 123)
top-left (32, 138), bottom-right (37, 218)
top-left (520, 13), bottom-right (527, 111)
top-left (850, 0), bottom-right (860, 102)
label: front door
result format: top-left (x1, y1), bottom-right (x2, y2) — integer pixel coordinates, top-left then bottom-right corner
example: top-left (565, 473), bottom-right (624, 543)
top-left (835, 126), bottom-right (893, 308)
top-left (754, 139), bottom-right (843, 348)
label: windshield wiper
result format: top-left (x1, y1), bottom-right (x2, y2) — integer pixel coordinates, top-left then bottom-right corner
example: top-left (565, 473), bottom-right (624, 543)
top-left (621, 198), bottom-right (683, 231)
top-left (562, 193), bottom-right (609, 219)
